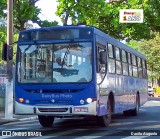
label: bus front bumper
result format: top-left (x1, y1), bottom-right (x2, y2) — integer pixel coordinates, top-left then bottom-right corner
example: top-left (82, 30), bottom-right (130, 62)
top-left (15, 101), bottom-right (97, 116)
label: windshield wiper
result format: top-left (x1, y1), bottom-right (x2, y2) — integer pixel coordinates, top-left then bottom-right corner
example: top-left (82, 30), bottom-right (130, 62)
top-left (61, 45), bottom-right (70, 68)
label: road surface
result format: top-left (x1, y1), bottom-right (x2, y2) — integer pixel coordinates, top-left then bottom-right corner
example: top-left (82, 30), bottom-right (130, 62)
top-left (0, 97), bottom-right (160, 139)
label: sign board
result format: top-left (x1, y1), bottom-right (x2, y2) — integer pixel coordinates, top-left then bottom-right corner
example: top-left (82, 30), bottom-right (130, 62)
top-left (119, 9), bottom-right (143, 23)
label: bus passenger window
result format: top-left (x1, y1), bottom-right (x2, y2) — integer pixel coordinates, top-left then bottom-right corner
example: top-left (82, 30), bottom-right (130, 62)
top-left (142, 59), bottom-right (147, 79)
top-left (122, 50), bottom-right (128, 75)
top-left (108, 44), bottom-right (114, 58)
top-left (122, 63), bottom-right (128, 75)
top-left (108, 59), bottom-right (115, 73)
top-left (116, 61), bottom-right (122, 74)
top-left (131, 54), bottom-right (137, 66)
top-left (115, 47), bottom-right (122, 74)
top-left (138, 58), bottom-right (143, 78)
top-left (133, 66), bottom-right (138, 77)
top-left (129, 65), bottom-right (133, 76)
top-left (122, 50), bottom-right (127, 62)
top-left (128, 53), bottom-right (131, 64)
top-left (131, 55), bottom-right (138, 77)
top-left (115, 47), bottom-right (120, 60)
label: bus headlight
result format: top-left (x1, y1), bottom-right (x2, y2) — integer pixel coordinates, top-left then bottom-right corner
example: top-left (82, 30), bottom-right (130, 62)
top-left (86, 98), bottom-right (92, 104)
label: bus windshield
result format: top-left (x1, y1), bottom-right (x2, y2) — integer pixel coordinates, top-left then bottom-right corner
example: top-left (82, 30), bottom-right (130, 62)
top-left (17, 42), bottom-right (92, 83)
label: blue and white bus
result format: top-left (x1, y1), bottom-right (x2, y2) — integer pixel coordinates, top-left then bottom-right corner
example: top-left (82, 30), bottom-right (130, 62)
top-left (15, 26), bottom-right (148, 127)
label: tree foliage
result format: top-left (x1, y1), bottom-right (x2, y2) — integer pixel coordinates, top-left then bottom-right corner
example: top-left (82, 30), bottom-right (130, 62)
top-left (128, 33), bottom-right (160, 84)
top-left (0, 0), bottom-right (58, 30)
top-left (56, 0), bottom-right (160, 40)
top-left (56, 0), bottom-right (106, 25)
top-left (0, 0), bottom-right (58, 63)
top-left (13, 0), bottom-right (41, 30)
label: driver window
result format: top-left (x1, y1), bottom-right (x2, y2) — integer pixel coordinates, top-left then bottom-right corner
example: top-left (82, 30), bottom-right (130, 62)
top-left (97, 43), bottom-right (107, 73)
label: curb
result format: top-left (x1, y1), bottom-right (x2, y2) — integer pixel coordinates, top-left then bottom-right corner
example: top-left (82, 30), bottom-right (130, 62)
top-left (0, 118), bottom-right (19, 125)
top-left (19, 116), bottom-right (38, 121)
top-left (0, 116), bottom-right (38, 125)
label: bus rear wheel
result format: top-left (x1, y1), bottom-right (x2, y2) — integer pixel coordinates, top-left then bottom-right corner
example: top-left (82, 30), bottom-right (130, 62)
top-left (98, 99), bottom-right (112, 127)
top-left (38, 115), bottom-right (54, 127)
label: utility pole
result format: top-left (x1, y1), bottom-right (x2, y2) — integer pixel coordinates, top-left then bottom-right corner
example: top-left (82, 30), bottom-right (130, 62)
top-left (5, 0), bottom-right (13, 119)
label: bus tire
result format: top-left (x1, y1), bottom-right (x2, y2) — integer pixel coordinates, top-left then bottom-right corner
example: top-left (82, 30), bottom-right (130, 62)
top-left (38, 115), bottom-right (54, 127)
top-left (123, 94), bottom-right (140, 116)
top-left (98, 99), bottom-right (112, 127)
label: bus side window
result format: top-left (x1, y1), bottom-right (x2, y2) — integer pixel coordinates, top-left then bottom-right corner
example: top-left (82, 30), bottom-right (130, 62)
top-left (115, 46), bottom-right (122, 74)
top-left (128, 53), bottom-right (133, 76)
top-left (98, 47), bottom-right (107, 73)
top-left (138, 57), bottom-right (143, 78)
top-left (108, 44), bottom-right (114, 58)
top-left (108, 44), bottom-right (115, 73)
top-left (96, 43), bottom-right (107, 73)
top-left (122, 50), bottom-right (128, 76)
top-left (132, 54), bottom-right (138, 77)
top-left (142, 59), bottom-right (147, 79)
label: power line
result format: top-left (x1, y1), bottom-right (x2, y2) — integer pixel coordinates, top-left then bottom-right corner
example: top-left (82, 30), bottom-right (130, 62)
top-left (39, 12), bottom-right (53, 22)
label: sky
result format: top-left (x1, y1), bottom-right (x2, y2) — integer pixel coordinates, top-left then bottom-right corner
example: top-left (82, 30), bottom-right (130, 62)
top-left (35, 0), bottom-right (63, 25)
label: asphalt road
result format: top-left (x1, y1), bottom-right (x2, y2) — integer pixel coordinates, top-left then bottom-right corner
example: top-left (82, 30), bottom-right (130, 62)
top-left (0, 97), bottom-right (160, 139)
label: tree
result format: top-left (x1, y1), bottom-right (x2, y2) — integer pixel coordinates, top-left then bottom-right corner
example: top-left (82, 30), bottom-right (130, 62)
top-left (56, 0), bottom-right (160, 40)
top-left (0, 0), bottom-right (58, 63)
top-left (128, 33), bottom-right (160, 86)
top-left (56, 0), bottom-right (106, 25)
top-left (0, 0), bottom-right (58, 30)
top-left (0, 18), bottom-right (6, 64)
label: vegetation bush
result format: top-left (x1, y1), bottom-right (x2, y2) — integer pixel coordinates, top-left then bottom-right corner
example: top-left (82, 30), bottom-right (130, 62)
top-left (154, 87), bottom-right (160, 93)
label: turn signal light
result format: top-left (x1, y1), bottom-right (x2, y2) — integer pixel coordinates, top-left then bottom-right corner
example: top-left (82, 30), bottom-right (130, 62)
top-left (18, 98), bottom-right (24, 103)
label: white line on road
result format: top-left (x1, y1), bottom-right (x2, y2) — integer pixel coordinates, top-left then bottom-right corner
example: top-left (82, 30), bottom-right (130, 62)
top-left (74, 130), bottom-right (120, 139)
top-left (122, 136), bottom-right (147, 139)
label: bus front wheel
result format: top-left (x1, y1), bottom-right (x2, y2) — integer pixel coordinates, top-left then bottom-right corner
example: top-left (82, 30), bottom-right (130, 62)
top-left (38, 115), bottom-right (54, 127)
top-left (98, 99), bottom-right (112, 127)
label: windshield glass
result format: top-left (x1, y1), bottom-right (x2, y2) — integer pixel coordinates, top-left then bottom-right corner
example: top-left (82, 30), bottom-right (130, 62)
top-left (17, 42), bottom-right (92, 83)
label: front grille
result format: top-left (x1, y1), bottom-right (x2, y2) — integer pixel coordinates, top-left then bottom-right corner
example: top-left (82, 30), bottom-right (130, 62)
top-left (38, 108), bottom-right (68, 112)
top-left (35, 100), bottom-right (72, 104)
top-left (25, 89), bottom-right (83, 93)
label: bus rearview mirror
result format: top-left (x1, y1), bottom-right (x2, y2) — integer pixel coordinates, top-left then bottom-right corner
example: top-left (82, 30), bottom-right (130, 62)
top-left (99, 51), bottom-right (107, 64)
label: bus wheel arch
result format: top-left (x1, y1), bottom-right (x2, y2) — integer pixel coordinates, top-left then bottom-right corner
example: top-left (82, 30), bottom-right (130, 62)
top-left (98, 92), bottom-right (114, 127)
top-left (108, 92), bottom-right (115, 113)
top-left (135, 91), bottom-right (140, 115)
top-left (123, 92), bottom-right (140, 116)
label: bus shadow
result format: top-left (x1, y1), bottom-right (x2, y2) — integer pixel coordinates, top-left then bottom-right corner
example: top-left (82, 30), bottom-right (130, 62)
top-left (40, 99), bottom-right (160, 130)
top-left (41, 105), bottom-right (160, 130)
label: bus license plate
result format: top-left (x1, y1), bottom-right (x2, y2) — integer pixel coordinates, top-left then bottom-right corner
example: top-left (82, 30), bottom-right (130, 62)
top-left (74, 107), bottom-right (88, 112)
